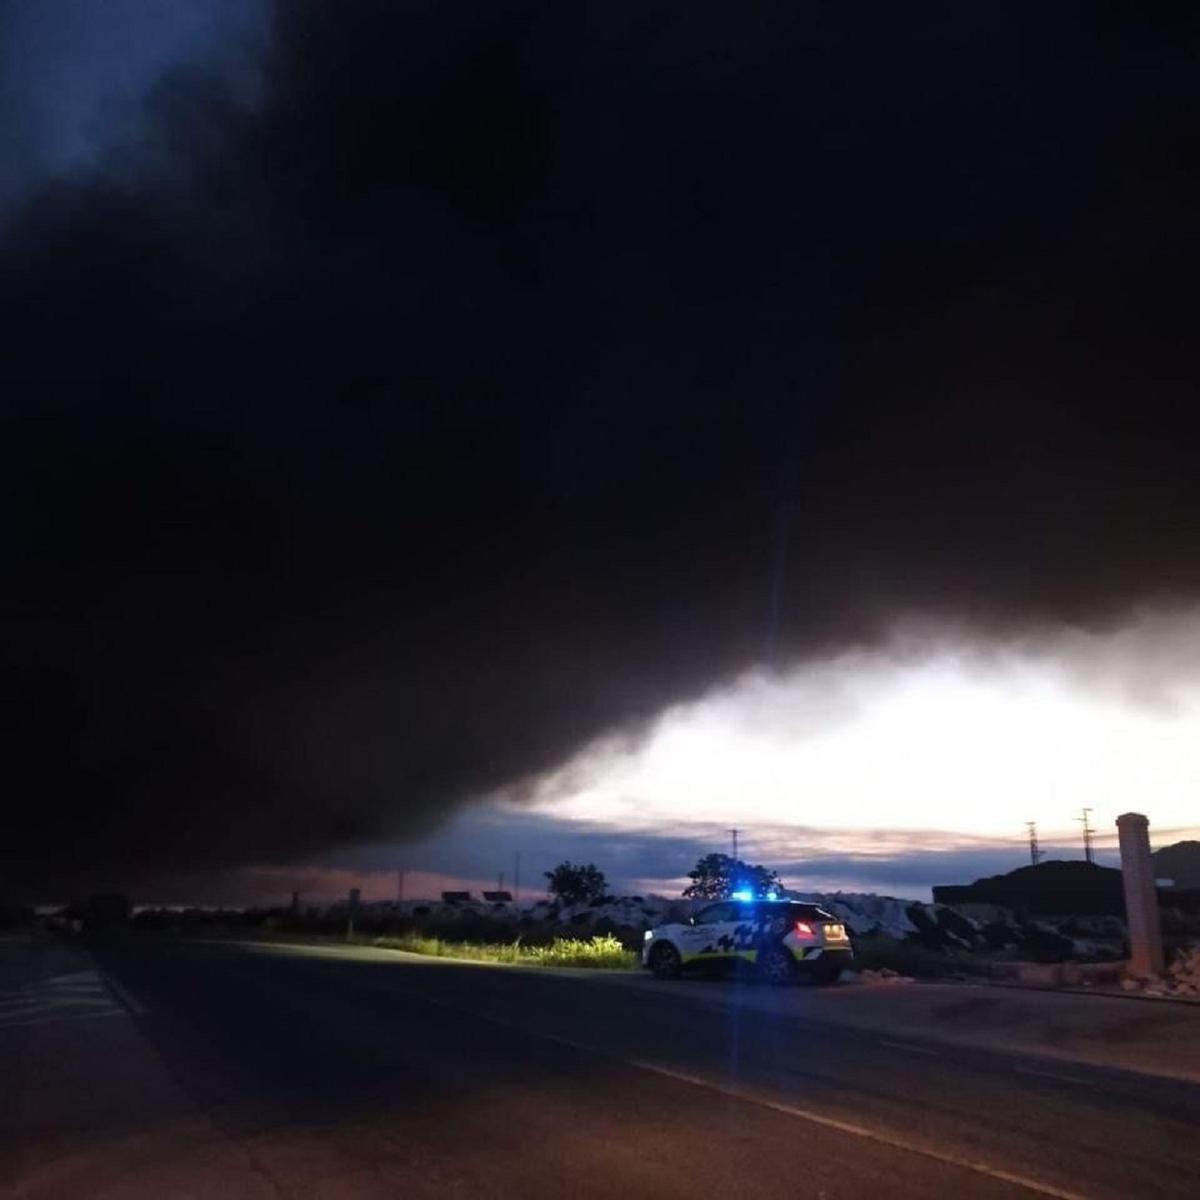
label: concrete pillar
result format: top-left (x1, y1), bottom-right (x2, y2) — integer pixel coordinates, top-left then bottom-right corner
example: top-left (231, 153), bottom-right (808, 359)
top-left (1116, 812), bottom-right (1164, 977)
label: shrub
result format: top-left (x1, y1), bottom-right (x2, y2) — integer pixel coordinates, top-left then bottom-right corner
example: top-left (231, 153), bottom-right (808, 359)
top-left (369, 932), bottom-right (637, 970)
top-left (521, 934), bottom-right (635, 969)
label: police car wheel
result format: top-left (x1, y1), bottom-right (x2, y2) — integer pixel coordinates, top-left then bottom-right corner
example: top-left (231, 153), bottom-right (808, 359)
top-left (758, 946), bottom-right (794, 986)
top-left (649, 942), bottom-right (683, 980)
top-left (813, 961), bottom-right (843, 985)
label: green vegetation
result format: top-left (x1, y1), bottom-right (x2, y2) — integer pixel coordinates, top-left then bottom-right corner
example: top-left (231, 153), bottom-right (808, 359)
top-left (683, 852), bottom-right (783, 900)
top-left (370, 932), bottom-right (638, 970)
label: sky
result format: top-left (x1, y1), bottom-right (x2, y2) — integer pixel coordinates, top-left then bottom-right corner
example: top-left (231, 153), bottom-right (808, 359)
top-left (3, 3), bottom-right (1200, 905)
top-left (0, 1), bottom-right (266, 212)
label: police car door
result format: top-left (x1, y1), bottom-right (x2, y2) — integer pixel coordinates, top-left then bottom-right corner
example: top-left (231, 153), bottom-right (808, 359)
top-left (729, 900), bottom-right (767, 959)
top-left (681, 901), bottom-right (738, 961)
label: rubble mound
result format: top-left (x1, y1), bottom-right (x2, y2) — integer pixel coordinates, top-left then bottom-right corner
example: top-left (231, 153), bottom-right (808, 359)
top-left (1122, 946), bottom-right (1200, 998)
top-left (854, 967), bottom-right (915, 986)
top-left (1162, 946), bottom-right (1200, 996)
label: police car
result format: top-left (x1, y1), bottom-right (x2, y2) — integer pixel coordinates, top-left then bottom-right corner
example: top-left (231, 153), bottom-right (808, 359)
top-left (642, 895), bottom-right (852, 984)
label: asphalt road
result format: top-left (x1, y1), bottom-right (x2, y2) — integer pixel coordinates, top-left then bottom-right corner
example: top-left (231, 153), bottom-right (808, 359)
top-left (12, 937), bottom-right (1200, 1198)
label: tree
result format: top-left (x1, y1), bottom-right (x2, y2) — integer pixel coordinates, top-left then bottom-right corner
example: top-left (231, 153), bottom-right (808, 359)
top-left (682, 853), bottom-right (783, 900)
top-left (545, 861), bottom-right (609, 906)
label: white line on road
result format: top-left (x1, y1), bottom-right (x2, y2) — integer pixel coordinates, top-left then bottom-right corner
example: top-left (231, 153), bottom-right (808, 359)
top-left (386, 986), bottom-right (1089, 1200)
top-left (0, 996), bottom-right (116, 1017)
top-left (101, 972), bottom-right (147, 1016)
top-left (1015, 1067), bottom-right (1090, 1087)
top-left (878, 1039), bottom-right (943, 1057)
top-left (624, 1058), bottom-right (1088, 1200)
top-left (0, 1009), bottom-right (126, 1031)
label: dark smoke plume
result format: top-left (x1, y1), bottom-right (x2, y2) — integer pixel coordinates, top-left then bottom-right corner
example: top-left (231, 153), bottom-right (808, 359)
top-left (4, 3), bottom-right (1200, 896)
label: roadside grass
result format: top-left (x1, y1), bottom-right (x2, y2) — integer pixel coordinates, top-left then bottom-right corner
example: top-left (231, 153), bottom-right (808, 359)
top-left (369, 932), bottom-right (639, 970)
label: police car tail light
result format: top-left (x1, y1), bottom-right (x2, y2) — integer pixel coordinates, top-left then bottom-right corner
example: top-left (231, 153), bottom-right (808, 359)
top-left (793, 921), bottom-right (816, 940)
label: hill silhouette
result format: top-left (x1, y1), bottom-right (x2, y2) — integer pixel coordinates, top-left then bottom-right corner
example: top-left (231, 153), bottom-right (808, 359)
top-left (934, 860), bottom-right (1124, 916)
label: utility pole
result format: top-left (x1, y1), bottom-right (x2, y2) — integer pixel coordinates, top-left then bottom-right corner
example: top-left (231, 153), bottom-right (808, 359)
top-left (728, 828), bottom-right (739, 863)
top-left (497, 870), bottom-right (505, 894)
top-left (1026, 821), bottom-right (1042, 867)
top-left (1076, 807), bottom-right (1095, 864)
top-left (513, 851), bottom-right (521, 905)
top-left (1117, 813), bottom-right (1164, 977)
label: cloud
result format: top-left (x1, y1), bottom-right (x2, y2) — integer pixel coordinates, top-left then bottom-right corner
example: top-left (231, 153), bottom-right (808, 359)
top-left (0, 0), bottom-right (267, 215)
top-left (504, 619), bottom-right (1200, 848)
top-left (4, 4), bottom-right (1200, 898)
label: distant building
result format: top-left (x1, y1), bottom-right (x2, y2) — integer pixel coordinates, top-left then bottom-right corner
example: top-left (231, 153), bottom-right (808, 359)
top-left (482, 891), bottom-right (513, 903)
top-left (441, 891), bottom-right (472, 904)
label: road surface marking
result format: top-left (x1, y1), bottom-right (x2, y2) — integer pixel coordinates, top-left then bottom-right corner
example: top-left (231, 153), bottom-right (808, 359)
top-left (101, 972), bottom-right (148, 1016)
top-left (0, 970), bottom-right (123, 1028)
top-left (0, 1009), bottom-right (126, 1031)
top-left (0, 997), bottom-right (115, 1018)
top-left (623, 1059), bottom-right (1088, 1200)
top-left (878, 1039), bottom-right (942, 1057)
top-left (384, 985), bottom-right (1088, 1200)
top-left (1015, 1067), bottom-right (1090, 1087)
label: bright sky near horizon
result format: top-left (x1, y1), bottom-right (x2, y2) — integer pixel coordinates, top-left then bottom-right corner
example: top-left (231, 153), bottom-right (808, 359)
top-left (503, 612), bottom-right (1200, 856)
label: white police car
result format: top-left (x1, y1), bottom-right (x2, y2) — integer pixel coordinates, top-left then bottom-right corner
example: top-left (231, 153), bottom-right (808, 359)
top-left (642, 896), bottom-right (852, 984)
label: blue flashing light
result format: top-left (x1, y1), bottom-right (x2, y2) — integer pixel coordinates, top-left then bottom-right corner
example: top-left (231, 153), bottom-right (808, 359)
top-left (731, 888), bottom-right (754, 902)
top-left (766, 891), bottom-right (779, 901)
